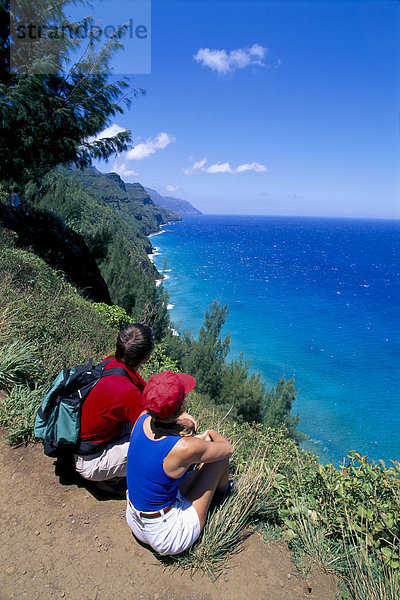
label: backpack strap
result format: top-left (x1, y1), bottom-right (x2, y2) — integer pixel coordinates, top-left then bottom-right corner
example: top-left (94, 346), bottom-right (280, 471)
top-left (96, 357), bottom-right (113, 369)
top-left (95, 358), bottom-right (138, 387)
top-left (100, 367), bottom-right (135, 385)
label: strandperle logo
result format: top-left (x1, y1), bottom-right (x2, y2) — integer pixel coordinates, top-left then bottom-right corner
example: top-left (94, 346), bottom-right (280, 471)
top-left (14, 19), bottom-right (148, 42)
top-left (10, 0), bottom-right (151, 75)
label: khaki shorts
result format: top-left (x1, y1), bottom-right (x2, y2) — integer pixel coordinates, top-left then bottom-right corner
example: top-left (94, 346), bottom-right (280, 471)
top-left (74, 434), bottom-right (130, 481)
top-left (126, 490), bottom-right (201, 555)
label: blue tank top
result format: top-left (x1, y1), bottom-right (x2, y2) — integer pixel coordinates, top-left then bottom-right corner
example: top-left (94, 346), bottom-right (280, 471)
top-left (127, 414), bottom-right (187, 512)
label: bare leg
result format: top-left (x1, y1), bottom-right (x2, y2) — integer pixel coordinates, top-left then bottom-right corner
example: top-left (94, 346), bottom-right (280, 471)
top-left (179, 458), bottom-right (230, 530)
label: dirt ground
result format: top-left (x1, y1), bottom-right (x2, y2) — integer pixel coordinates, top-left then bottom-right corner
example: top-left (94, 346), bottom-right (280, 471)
top-left (0, 430), bottom-right (338, 600)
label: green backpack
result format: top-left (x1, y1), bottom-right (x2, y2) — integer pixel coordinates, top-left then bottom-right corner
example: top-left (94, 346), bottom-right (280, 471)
top-left (34, 358), bottom-right (132, 457)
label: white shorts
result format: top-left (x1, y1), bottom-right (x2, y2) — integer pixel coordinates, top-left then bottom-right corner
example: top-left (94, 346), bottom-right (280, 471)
top-left (74, 434), bottom-right (130, 481)
top-left (126, 490), bottom-right (201, 555)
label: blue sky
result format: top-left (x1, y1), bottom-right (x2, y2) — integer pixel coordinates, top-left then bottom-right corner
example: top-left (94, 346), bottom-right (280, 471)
top-left (68, 0), bottom-right (399, 218)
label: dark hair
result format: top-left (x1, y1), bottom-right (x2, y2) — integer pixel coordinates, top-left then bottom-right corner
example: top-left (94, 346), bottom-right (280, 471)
top-left (148, 400), bottom-right (194, 437)
top-left (147, 399), bottom-right (186, 423)
top-left (115, 323), bottom-right (154, 368)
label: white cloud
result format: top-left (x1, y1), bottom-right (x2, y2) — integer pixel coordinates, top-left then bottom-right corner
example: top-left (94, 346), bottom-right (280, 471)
top-left (126, 132), bottom-right (175, 161)
top-left (165, 185), bottom-right (180, 192)
top-left (86, 123), bottom-right (128, 143)
top-left (204, 162), bottom-right (233, 174)
top-left (183, 157), bottom-right (208, 175)
top-left (111, 157), bottom-right (139, 180)
top-left (235, 162), bottom-right (267, 173)
top-left (194, 43), bottom-right (268, 74)
top-left (184, 158), bottom-right (267, 175)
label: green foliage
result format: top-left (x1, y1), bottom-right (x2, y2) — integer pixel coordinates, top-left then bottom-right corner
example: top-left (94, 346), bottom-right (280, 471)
top-left (218, 353), bottom-right (265, 423)
top-left (274, 451), bottom-right (400, 565)
top-left (1, 1), bottom-right (134, 187)
top-left (318, 453), bottom-right (400, 568)
top-left (183, 301), bottom-right (231, 399)
top-left (263, 377), bottom-right (305, 443)
top-left (92, 302), bottom-right (133, 330)
top-left (0, 182), bottom-right (7, 205)
top-left (164, 301), bottom-right (231, 399)
top-left (266, 452), bottom-right (400, 597)
top-left (140, 343), bottom-right (180, 380)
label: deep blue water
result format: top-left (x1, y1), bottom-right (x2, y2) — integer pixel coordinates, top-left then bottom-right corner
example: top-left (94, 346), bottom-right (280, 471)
top-left (151, 215), bottom-right (400, 464)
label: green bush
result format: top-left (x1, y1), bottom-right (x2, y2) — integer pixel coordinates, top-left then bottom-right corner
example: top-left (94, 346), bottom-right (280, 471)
top-left (92, 302), bottom-right (133, 330)
top-left (140, 343), bottom-right (181, 380)
top-left (0, 183), bottom-right (8, 206)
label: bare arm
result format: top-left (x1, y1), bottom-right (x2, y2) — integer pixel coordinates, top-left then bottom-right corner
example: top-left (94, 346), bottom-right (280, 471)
top-left (164, 430), bottom-right (233, 478)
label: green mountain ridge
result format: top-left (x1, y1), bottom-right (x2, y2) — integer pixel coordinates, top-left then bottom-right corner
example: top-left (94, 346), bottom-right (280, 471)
top-left (144, 186), bottom-right (202, 215)
top-left (75, 167), bottom-right (181, 233)
top-left (20, 166), bottom-right (179, 335)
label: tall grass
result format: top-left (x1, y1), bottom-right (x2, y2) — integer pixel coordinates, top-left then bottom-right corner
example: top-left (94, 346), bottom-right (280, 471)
top-left (288, 511), bottom-right (346, 578)
top-left (0, 340), bottom-right (38, 390)
top-left (0, 385), bottom-right (44, 444)
top-left (341, 535), bottom-right (399, 600)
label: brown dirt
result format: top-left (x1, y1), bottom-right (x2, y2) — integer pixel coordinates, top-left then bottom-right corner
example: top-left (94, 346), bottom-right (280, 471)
top-left (0, 430), bottom-right (338, 600)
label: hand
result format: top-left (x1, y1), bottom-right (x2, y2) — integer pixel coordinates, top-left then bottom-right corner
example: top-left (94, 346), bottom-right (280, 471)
top-left (176, 411), bottom-right (197, 434)
top-left (195, 430), bottom-right (213, 442)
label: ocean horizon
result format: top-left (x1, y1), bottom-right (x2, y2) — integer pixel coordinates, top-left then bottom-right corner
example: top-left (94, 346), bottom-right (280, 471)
top-left (151, 214), bottom-right (400, 465)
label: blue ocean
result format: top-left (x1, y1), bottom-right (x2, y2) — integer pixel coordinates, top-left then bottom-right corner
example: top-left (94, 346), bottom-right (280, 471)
top-left (151, 215), bottom-right (400, 465)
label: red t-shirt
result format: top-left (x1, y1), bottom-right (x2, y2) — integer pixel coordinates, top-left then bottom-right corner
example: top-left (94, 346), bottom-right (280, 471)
top-left (79, 356), bottom-right (146, 444)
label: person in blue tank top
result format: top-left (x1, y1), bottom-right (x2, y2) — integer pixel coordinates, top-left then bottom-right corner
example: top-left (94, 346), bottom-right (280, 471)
top-left (126, 370), bottom-right (233, 555)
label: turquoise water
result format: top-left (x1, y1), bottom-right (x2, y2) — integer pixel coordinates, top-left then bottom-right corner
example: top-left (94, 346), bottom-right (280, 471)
top-left (151, 215), bottom-right (400, 464)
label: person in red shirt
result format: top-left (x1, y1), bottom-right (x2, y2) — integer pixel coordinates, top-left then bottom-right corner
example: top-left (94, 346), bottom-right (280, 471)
top-left (74, 323), bottom-right (155, 486)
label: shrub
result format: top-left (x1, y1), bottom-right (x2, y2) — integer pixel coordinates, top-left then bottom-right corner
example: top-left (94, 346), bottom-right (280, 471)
top-left (140, 343), bottom-right (180, 380)
top-left (0, 183), bottom-right (8, 206)
top-left (92, 302), bottom-right (133, 330)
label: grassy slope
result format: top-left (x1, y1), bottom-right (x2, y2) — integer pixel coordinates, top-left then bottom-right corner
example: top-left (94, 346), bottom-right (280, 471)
top-left (0, 202), bottom-right (111, 303)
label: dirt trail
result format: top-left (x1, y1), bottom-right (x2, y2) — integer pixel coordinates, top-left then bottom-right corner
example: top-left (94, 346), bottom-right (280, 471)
top-left (0, 431), bottom-right (337, 600)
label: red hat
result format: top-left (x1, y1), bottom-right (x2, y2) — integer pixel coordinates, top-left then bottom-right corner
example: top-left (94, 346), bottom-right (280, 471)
top-left (143, 370), bottom-right (196, 419)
